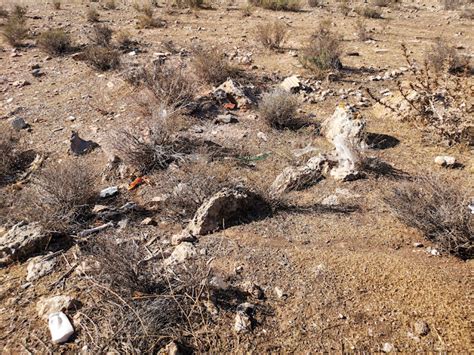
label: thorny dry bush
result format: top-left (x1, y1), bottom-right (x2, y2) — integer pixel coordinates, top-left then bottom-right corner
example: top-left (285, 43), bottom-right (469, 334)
top-left (38, 29), bottom-right (72, 55)
top-left (368, 44), bottom-right (473, 145)
top-left (0, 134), bottom-right (29, 186)
top-left (249, 0), bottom-right (302, 11)
top-left (299, 21), bottom-right (343, 78)
top-left (384, 175), bottom-right (473, 259)
top-left (125, 60), bottom-right (196, 111)
top-left (355, 5), bottom-right (382, 18)
top-left (20, 160), bottom-right (97, 234)
top-left (86, 7), bottom-right (100, 23)
top-left (192, 47), bottom-right (239, 86)
top-left (425, 38), bottom-right (471, 74)
top-left (78, 237), bottom-right (219, 353)
top-left (255, 20), bottom-right (288, 50)
top-left (1, 6), bottom-right (28, 47)
top-left (259, 89), bottom-right (300, 129)
top-left (89, 24), bottom-right (113, 47)
top-left (83, 45), bottom-right (121, 71)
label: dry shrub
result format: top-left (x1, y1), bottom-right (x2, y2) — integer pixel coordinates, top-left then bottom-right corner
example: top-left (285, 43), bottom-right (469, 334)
top-left (338, 0), bottom-right (351, 15)
top-left (22, 160), bottom-right (97, 233)
top-left (0, 134), bottom-right (30, 186)
top-left (440, 0), bottom-right (461, 9)
top-left (86, 8), bottom-right (100, 22)
top-left (460, 7), bottom-right (474, 19)
top-left (355, 18), bottom-right (369, 41)
top-left (1, 13), bottom-right (28, 47)
top-left (137, 13), bottom-right (165, 29)
top-left (371, 0), bottom-right (398, 7)
top-left (89, 23), bottom-right (113, 47)
top-left (0, 6), bottom-right (9, 18)
top-left (308, 0), bottom-right (321, 7)
top-left (241, 4), bottom-right (254, 16)
top-left (384, 176), bottom-right (473, 259)
top-left (115, 30), bottom-right (134, 50)
top-left (38, 29), bottom-right (72, 55)
top-left (368, 44), bottom-right (473, 145)
top-left (11, 5), bottom-right (27, 19)
top-left (128, 60), bottom-right (195, 110)
top-left (259, 89), bottom-right (300, 129)
top-left (249, 0), bottom-right (302, 11)
top-left (79, 237), bottom-right (216, 353)
top-left (103, 0), bottom-right (117, 9)
top-left (255, 20), bottom-right (288, 50)
top-left (192, 47), bottom-right (239, 86)
top-left (83, 45), bottom-right (120, 71)
top-left (300, 21), bottom-right (343, 77)
top-left (175, 0), bottom-right (204, 8)
top-left (355, 6), bottom-right (382, 18)
top-left (52, 0), bottom-right (61, 10)
top-left (425, 39), bottom-right (470, 74)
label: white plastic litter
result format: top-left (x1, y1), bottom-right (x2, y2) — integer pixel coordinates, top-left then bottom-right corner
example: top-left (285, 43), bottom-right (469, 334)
top-left (48, 312), bottom-right (74, 343)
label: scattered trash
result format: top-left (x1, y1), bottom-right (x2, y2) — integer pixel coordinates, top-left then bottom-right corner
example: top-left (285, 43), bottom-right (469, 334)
top-left (100, 186), bottom-right (118, 198)
top-left (128, 177), bottom-right (145, 191)
top-left (49, 312), bottom-right (74, 343)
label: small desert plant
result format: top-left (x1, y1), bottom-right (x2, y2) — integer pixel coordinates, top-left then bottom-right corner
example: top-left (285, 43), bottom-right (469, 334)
top-left (300, 21), bottom-right (343, 77)
top-left (103, 0), bottom-right (117, 9)
top-left (241, 4), bottom-right (254, 16)
top-left (192, 47), bottom-right (239, 85)
top-left (38, 29), bottom-right (72, 55)
top-left (137, 13), bottom-right (165, 28)
top-left (1, 13), bottom-right (28, 47)
top-left (89, 23), bottom-right (113, 47)
top-left (384, 176), bottom-right (473, 259)
top-left (175, 0), bottom-right (204, 8)
top-left (460, 7), bottom-right (474, 19)
top-left (338, 0), bottom-right (351, 16)
top-left (440, 0), bottom-right (461, 9)
top-left (308, 0), bottom-right (320, 6)
top-left (84, 45), bottom-right (120, 71)
top-left (86, 8), bottom-right (100, 22)
top-left (371, 0), bottom-right (397, 7)
top-left (52, 0), bottom-right (61, 10)
top-left (0, 6), bottom-right (9, 18)
top-left (256, 20), bottom-right (288, 50)
top-left (425, 39), bottom-right (470, 74)
top-left (25, 160), bottom-right (97, 233)
top-left (249, 0), bottom-right (302, 11)
top-left (355, 6), bottom-right (382, 18)
top-left (11, 5), bottom-right (27, 19)
top-left (355, 18), bottom-right (370, 41)
top-left (115, 30), bottom-right (134, 50)
top-left (0, 135), bottom-right (26, 186)
top-left (259, 89), bottom-right (300, 129)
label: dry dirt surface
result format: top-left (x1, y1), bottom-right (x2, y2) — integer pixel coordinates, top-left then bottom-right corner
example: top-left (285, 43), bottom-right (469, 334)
top-left (0, 0), bottom-right (473, 353)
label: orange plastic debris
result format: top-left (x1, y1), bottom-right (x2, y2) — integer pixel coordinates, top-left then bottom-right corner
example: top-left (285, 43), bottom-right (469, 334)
top-left (223, 102), bottom-right (237, 110)
top-left (128, 177), bottom-right (144, 190)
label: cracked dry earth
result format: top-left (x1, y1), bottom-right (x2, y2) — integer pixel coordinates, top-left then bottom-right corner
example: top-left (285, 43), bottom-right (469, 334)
top-left (0, 0), bottom-right (473, 353)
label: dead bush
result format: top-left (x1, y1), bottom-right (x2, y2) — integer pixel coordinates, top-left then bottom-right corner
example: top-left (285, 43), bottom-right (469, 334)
top-left (384, 176), bottom-right (473, 259)
top-left (1, 14), bottom-right (28, 47)
top-left (175, 0), bottom-right (205, 8)
top-left (367, 44), bottom-right (473, 145)
top-left (52, 0), bottom-right (61, 10)
top-left (11, 5), bottom-right (27, 19)
top-left (460, 7), bottom-right (474, 19)
top-left (86, 8), bottom-right (100, 22)
top-left (89, 24), bottom-right (113, 47)
top-left (256, 20), bottom-right (288, 50)
top-left (192, 47), bottom-right (239, 86)
top-left (308, 0), bottom-right (321, 7)
top-left (425, 39), bottom-right (470, 74)
top-left (103, 0), bottom-right (117, 10)
top-left (299, 21), bottom-right (343, 78)
top-left (241, 4), bottom-right (254, 16)
top-left (355, 6), bottom-right (382, 18)
top-left (78, 237), bottom-right (216, 353)
top-left (259, 89), bottom-right (300, 129)
top-left (249, 0), bottom-right (302, 11)
top-left (115, 30), bottom-right (134, 51)
top-left (83, 45), bottom-right (120, 71)
top-left (129, 60), bottom-right (195, 110)
top-left (355, 18), bottom-right (370, 41)
top-left (22, 160), bottom-right (97, 233)
top-left (440, 0), bottom-right (461, 9)
top-left (136, 13), bottom-right (166, 29)
top-left (38, 29), bottom-right (72, 55)
top-left (0, 134), bottom-right (28, 186)
top-left (371, 0), bottom-right (398, 7)
top-left (0, 6), bottom-right (9, 18)
top-left (338, 0), bottom-right (351, 16)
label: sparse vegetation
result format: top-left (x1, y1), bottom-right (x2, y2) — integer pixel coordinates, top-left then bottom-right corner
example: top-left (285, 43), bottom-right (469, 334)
top-left (425, 38), bottom-right (470, 74)
top-left (1, 10), bottom-right (28, 47)
top-left (308, 0), bottom-right (321, 7)
top-left (249, 0), bottom-right (302, 11)
top-left (175, 0), bottom-right (205, 8)
top-left (89, 24), bottom-right (113, 47)
top-left (300, 21), bottom-right (343, 77)
top-left (0, 6), bottom-right (9, 18)
top-left (439, 0), bottom-right (461, 10)
top-left (338, 0), bottom-right (351, 16)
top-left (192, 47), bottom-right (239, 85)
top-left (86, 7), bottom-right (100, 22)
top-left (259, 89), bottom-right (300, 129)
top-left (355, 6), bottom-right (382, 18)
top-left (115, 30), bottom-right (134, 50)
top-left (38, 29), bottom-right (72, 55)
top-left (103, 0), bottom-right (117, 10)
top-left (355, 18), bottom-right (370, 41)
top-left (52, 0), bottom-right (61, 10)
top-left (84, 45), bottom-right (120, 71)
top-left (256, 20), bottom-right (288, 50)
top-left (0, 135), bottom-right (25, 186)
top-left (385, 176), bottom-right (473, 259)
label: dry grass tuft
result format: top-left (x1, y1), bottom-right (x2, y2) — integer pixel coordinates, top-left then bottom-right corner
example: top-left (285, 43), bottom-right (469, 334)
top-left (300, 21), bottom-right (343, 78)
top-left (384, 176), bottom-right (473, 259)
top-left (425, 38), bottom-right (470, 74)
top-left (255, 20), bottom-right (288, 50)
top-left (86, 7), bottom-right (100, 22)
top-left (103, 0), bottom-right (117, 10)
top-left (355, 18), bottom-right (370, 41)
top-left (355, 6), bottom-right (382, 18)
top-left (83, 45), bottom-right (120, 71)
top-left (0, 6), bottom-right (9, 18)
top-left (52, 0), bottom-right (61, 10)
top-left (439, 0), bottom-right (461, 10)
top-left (38, 29), bottom-right (72, 55)
top-left (259, 89), bottom-right (300, 129)
top-left (249, 0), bottom-right (302, 11)
top-left (1, 10), bottom-right (28, 47)
top-left (0, 134), bottom-right (29, 186)
top-left (192, 47), bottom-right (239, 86)
top-left (115, 30), bottom-right (134, 51)
top-left (89, 23), bottom-right (113, 47)
top-left (175, 0), bottom-right (205, 8)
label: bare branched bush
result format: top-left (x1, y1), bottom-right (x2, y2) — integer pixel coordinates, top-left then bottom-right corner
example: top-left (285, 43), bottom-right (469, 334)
top-left (137, 13), bottom-right (166, 28)
top-left (86, 8), bottom-right (100, 22)
top-left (52, 0), bottom-right (61, 10)
top-left (83, 45), bottom-right (120, 71)
top-left (103, 0), bottom-right (117, 10)
top-left (249, 0), bottom-right (302, 11)
top-left (367, 44), bottom-right (473, 145)
top-left (299, 21), bottom-right (343, 78)
top-left (355, 18), bottom-right (370, 41)
top-left (22, 160), bottom-right (97, 233)
top-left (440, 0), bottom-right (461, 10)
top-left (192, 47), bottom-right (239, 86)
top-left (79, 237), bottom-right (216, 353)
top-left (256, 20), bottom-right (288, 50)
top-left (259, 89), bottom-right (300, 129)
top-left (38, 29), bottom-right (72, 55)
top-left (127, 60), bottom-right (195, 110)
top-left (0, 134), bottom-right (31, 186)
top-left (115, 30), bottom-right (134, 51)
top-left (425, 39), bottom-right (470, 74)
top-left (384, 176), bottom-right (473, 259)
top-left (89, 24), bottom-right (113, 47)
top-left (355, 6), bottom-right (382, 18)
top-left (1, 13), bottom-right (28, 47)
